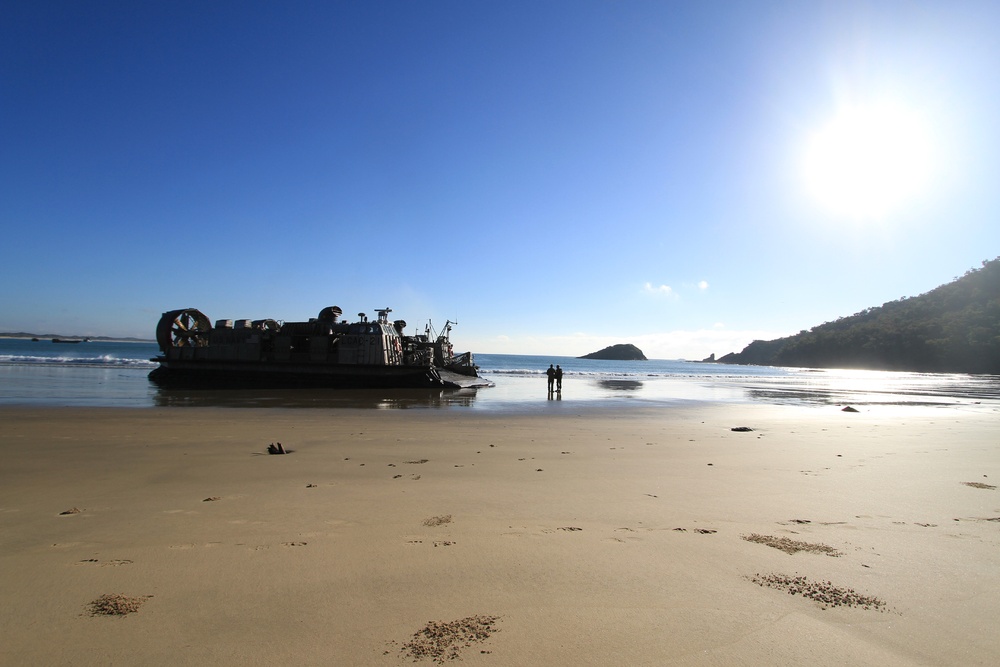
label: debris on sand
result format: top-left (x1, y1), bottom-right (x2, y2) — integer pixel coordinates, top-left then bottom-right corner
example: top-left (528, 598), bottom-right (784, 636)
top-left (748, 573), bottom-right (885, 611)
top-left (841, 406), bottom-right (859, 412)
top-left (400, 615), bottom-right (501, 663)
top-left (59, 507), bottom-right (82, 515)
top-left (423, 515), bottom-right (452, 527)
top-left (731, 426), bottom-right (754, 432)
top-left (267, 442), bottom-right (287, 455)
top-left (742, 533), bottom-right (841, 556)
top-left (87, 593), bottom-right (152, 616)
top-left (963, 481), bottom-right (996, 490)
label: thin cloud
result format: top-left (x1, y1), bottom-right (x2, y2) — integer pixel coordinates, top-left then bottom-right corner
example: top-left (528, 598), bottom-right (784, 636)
top-left (643, 282), bottom-right (676, 297)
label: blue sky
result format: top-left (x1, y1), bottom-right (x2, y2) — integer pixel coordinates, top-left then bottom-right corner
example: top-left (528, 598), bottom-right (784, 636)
top-left (2, 1), bottom-right (998, 359)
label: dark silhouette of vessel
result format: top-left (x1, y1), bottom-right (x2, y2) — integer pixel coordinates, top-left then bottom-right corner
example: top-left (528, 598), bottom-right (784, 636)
top-left (149, 305), bottom-right (487, 389)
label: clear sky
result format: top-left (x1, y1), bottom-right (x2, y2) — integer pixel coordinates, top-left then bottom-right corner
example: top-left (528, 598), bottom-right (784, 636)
top-left (2, 1), bottom-right (998, 359)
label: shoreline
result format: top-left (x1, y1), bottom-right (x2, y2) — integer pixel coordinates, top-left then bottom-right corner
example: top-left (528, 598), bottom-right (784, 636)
top-left (2, 403), bottom-right (998, 665)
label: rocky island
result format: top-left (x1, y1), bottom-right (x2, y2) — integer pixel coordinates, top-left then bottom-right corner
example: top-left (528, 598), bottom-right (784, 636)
top-left (578, 344), bottom-right (647, 361)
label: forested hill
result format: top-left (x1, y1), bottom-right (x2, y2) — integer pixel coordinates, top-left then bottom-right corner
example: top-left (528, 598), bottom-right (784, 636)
top-left (717, 258), bottom-right (1000, 374)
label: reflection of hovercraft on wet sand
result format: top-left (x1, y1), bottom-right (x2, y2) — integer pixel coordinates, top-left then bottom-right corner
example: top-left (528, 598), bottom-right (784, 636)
top-left (148, 305), bottom-right (490, 389)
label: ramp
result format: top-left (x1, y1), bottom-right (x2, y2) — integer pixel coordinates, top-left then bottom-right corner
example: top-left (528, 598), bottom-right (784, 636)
top-left (438, 369), bottom-right (494, 389)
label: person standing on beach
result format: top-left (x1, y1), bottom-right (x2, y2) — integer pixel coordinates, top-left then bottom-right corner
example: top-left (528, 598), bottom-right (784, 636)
top-left (546, 364), bottom-right (556, 392)
top-left (555, 365), bottom-right (563, 391)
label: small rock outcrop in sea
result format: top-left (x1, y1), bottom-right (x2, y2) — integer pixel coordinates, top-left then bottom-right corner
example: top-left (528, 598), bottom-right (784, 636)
top-left (578, 344), bottom-right (647, 361)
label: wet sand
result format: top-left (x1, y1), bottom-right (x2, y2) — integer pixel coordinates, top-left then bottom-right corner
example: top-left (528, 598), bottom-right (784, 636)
top-left (1, 403), bottom-right (998, 665)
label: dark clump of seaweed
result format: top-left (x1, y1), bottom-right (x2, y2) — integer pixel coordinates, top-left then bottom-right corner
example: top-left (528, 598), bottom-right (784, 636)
top-left (748, 573), bottom-right (886, 611)
top-left (87, 593), bottom-right (152, 616)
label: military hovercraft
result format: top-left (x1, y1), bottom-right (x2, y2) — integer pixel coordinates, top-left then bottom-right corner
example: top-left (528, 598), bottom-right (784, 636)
top-left (148, 305), bottom-right (487, 389)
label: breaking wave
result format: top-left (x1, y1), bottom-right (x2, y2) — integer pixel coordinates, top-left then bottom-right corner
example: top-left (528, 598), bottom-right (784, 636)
top-left (0, 353), bottom-right (158, 369)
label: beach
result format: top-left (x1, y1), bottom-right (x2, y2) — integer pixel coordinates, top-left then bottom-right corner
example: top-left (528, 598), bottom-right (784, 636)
top-left (1, 403), bottom-right (998, 665)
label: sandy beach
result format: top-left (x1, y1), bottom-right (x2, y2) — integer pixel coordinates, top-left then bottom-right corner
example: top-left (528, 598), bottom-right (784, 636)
top-left (1, 402), bottom-right (998, 665)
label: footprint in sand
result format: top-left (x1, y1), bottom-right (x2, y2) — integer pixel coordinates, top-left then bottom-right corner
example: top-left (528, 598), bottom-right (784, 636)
top-left (77, 558), bottom-right (134, 566)
top-left (170, 543), bottom-right (221, 550)
top-left (607, 527), bottom-right (643, 543)
top-left (539, 526), bottom-right (583, 535)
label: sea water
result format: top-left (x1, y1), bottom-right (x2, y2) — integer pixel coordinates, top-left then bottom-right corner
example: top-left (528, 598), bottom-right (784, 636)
top-left (0, 337), bottom-right (997, 410)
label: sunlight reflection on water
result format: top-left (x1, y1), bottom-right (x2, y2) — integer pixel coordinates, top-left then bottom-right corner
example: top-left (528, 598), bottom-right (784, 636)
top-left (0, 363), bottom-right (997, 412)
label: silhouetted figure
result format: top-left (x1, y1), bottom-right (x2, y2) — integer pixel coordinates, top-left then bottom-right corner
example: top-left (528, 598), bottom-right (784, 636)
top-left (555, 365), bottom-right (563, 391)
top-left (546, 364), bottom-right (556, 393)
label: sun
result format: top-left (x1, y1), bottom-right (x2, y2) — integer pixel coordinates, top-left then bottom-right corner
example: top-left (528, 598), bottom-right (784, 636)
top-left (803, 103), bottom-right (933, 219)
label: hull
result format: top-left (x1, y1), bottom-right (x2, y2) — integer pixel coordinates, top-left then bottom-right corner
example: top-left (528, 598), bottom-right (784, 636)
top-left (149, 359), bottom-right (445, 389)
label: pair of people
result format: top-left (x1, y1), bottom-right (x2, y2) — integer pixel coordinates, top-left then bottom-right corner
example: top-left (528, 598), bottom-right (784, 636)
top-left (546, 364), bottom-right (563, 392)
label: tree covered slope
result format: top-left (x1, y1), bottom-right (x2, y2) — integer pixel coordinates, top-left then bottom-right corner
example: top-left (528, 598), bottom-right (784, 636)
top-left (718, 258), bottom-right (1000, 374)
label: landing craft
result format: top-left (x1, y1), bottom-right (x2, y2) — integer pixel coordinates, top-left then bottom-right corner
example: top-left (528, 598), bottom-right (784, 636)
top-left (148, 305), bottom-right (489, 389)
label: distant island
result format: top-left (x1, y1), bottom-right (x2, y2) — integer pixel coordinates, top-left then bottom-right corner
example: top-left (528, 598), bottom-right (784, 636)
top-left (579, 344), bottom-right (647, 361)
top-left (715, 257), bottom-right (1000, 375)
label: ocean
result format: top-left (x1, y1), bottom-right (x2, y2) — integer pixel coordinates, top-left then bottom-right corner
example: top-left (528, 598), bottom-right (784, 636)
top-left (1, 337), bottom-right (998, 411)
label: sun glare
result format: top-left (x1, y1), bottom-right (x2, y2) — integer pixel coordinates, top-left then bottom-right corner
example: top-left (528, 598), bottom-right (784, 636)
top-left (803, 103), bottom-right (932, 219)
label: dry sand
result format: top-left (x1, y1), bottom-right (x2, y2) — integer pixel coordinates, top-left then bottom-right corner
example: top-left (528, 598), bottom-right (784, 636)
top-left (0, 402), bottom-right (998, 665)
